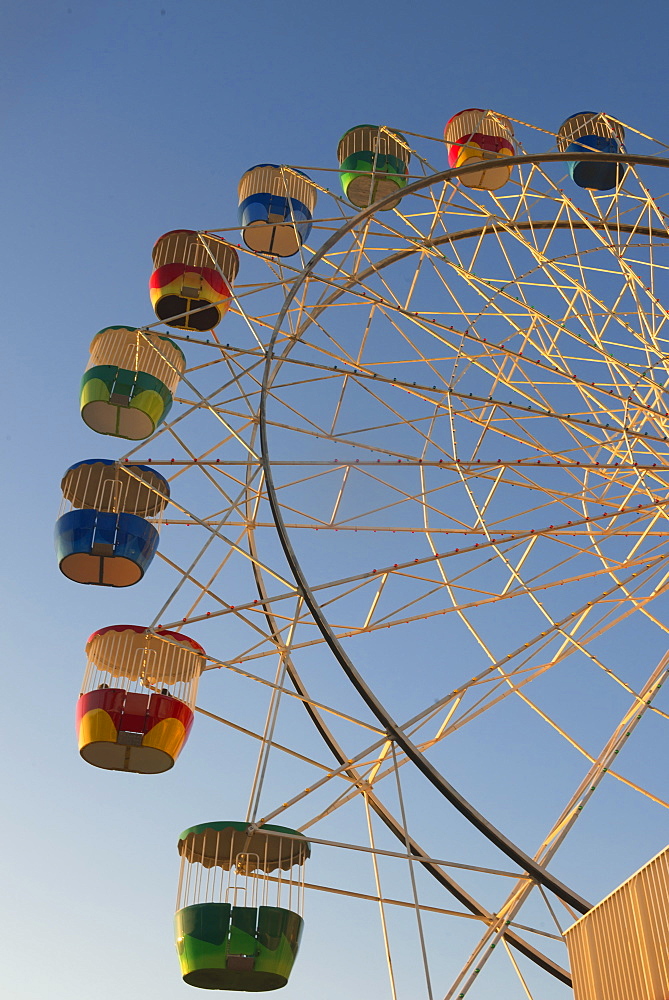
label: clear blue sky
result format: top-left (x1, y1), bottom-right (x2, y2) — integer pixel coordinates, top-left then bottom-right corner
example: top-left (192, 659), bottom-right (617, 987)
top-left (2, 2), bottom-right (669, 998)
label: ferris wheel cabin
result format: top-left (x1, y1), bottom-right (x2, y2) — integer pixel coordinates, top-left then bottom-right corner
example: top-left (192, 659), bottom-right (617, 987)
top-left (150, 230), bottom-right (239, 332)
top-left (55, 459), bottom-right (169, 586)
top-left (557, 112), bottom-right (625, 191)
top-left (175, 822), bottom-right (310, 991)
top-left (238, 164), bottom-right (316, 257)
top-left (80, 326), bottom-right (186, 440)
top-left (337, 125), bottom-right (410, 209)
top-left (445, 109), bottom-right (516, 190)
top-left (77, 625), bottom-right (205, 773)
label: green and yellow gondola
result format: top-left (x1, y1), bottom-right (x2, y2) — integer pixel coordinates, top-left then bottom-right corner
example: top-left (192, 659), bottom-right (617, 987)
top-left (175, 821), bottom-right (310, 991)
top-left (80, 326), bottom-right (186, 440)
top-left (337, 124), bottom-right (410, 209)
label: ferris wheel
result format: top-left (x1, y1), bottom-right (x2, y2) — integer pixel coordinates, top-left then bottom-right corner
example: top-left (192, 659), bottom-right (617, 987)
top-left (57, 112), bottom-right (669, 999)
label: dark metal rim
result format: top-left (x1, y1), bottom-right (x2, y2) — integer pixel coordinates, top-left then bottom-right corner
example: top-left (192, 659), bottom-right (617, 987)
top-left (257, 151), bottom-right (669, 969)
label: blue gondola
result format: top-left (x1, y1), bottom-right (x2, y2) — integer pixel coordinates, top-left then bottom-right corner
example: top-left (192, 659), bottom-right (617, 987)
top-left (55, 459), bottom-right (169, 586)
top-left (557, 112), bottom-right (625, 191)
top-left (238, 164), bottom-right (316, 257)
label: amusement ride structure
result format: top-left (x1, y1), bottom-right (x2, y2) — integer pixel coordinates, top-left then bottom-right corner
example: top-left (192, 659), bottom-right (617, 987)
top-left (56, 111), bottom-right (669, 998)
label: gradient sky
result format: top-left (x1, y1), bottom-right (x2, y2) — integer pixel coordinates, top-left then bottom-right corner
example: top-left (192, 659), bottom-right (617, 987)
top-left (2, 2), bottom-right (669, 998)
